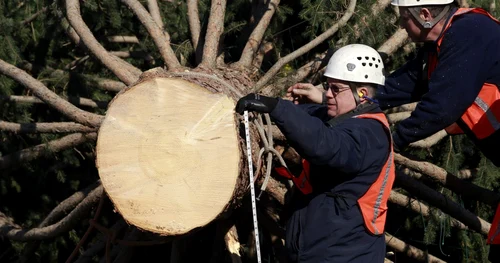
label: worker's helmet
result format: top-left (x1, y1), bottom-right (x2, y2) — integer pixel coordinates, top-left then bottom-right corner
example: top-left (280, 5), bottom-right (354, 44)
top-left (323, 44), bottom-right (385, 86)
top-left (391, 0), bottom-right (454, 6)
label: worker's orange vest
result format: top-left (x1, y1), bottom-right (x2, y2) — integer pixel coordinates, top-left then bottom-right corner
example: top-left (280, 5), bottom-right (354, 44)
top-left (275, 112), bottom-right (395, 235)
top-left (428, 8), bottom-right (500, 139)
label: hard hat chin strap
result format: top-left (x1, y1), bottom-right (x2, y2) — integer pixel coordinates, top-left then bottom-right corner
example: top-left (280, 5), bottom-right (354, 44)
top-left (349, 83), bottom-right (361, 106)
top-left (408, 5), bottom-right (451, 29)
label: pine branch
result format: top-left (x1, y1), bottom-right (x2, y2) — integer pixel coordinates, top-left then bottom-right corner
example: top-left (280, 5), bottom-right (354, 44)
top-left (0, 186), bottom-right (103, 241)
top-left (0, 133), bottom-right (97, 170)
top-left (236, 0), bottom-right (280, 68)
top-left (396, 170), bottom-right (491, 235)
top-left (201, 0), bottom-right (227, 68)
top-left (121, 0), bottom-right (181, 70)
top-left (147, 0), bottom-right (164, 30)
top-left (65, 0), bottom-right (141, 85)
top-left (18, 182), bottom-right (101, 263)
top-left (21, 4), bottom-right (51, 26)
top-left (253, 0), bottom-right (357, 92)
top-left (378, 28), bottom-right (409, 56)
top-left (389, 191), bottom-right (467, 230)
top-left (491, 0), bottom-right (496, 12)
top-left (187, 0), bottom-right (202, 59)
top-left (0, 60), bottom-right (104, 127)
top-left (107, 35), bottom-right (140, 44)
top-left (0, 121), bottom-right (96, 133)
top-left (395, 153), bottom-right (500, 207)
top-left (385, 233), bottom-right (445, 263)
top-left (0, 95), bottom-right (108, 109)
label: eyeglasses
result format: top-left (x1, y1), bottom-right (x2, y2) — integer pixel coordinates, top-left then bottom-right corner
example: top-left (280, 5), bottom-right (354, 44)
top-left (322, 82), bottom-right (350, 94)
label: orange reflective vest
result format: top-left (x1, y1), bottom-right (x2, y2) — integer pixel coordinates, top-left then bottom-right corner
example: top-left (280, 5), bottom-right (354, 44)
top-left (428, 8), bottom-right (500, 139)
top-left (275, 112), bottom-right (395, 235)
top-left (488, 204), bottom-right (500, 245)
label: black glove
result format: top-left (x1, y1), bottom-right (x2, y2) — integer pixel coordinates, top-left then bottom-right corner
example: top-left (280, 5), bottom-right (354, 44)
top-left (235, 93), bottom-right (278, 114)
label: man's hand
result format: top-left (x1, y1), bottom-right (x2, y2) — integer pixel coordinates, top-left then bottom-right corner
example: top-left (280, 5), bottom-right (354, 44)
top-left (235, 93), bottom-right (278, 114)
top-left (286, 83), bottom-right (324, 105)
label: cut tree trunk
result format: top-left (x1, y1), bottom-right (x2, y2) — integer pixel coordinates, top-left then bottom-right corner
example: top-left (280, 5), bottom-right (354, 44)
top-left (96, 68), bottom-right (256, 235)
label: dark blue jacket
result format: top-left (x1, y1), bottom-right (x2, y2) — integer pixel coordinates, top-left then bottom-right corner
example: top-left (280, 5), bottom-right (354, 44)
top-left (377, 9), bottom-right (500, 165)
top-left (269, 99), bottom-right (390, 263)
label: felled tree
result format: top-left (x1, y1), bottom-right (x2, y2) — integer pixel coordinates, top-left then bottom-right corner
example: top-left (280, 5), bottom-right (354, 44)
top-left (1, 0), bottom-right (499, 262)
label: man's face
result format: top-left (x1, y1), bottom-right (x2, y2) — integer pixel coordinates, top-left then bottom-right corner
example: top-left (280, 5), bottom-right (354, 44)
top-left (399, 7), bottom-right (424, 42)
top-left (324, 79), bottom-right (357, 117)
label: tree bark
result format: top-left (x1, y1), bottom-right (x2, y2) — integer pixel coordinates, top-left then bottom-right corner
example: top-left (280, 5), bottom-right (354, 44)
top-left (0, 121), bottom-right (96, 133)
top-left (378, 28), bottom-right (409, 55)
top-left (121, 0), bottom-right (180, 70)
top-left (0, 95), bottom-right (108, 109)
top-left (107, 35), bottom-right (140, 44)
top-left (409, 130), bottom-right (447, 148)
top-left (236, 0), bottom-right (280, 68)
top-left (201, 0), bottom-right (227, 68)
top-left (187, 0), bottom-right (202, 63)
top-left (147, 0), bottom-right (164, 30)
top-left (65, 0), bottom-right (142, 85)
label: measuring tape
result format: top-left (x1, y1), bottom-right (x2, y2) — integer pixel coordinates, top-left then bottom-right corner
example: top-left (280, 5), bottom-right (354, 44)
top-left (244, 110), bottom-right (262, 263)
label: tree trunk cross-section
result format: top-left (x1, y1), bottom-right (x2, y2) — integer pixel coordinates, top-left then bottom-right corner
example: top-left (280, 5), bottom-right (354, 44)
top-left (96, 77), bottom-right (242, 235)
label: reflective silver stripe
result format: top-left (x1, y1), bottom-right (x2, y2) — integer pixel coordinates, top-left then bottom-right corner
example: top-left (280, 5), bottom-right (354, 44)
top-left (371, 151), bottom-right (393, 235)
top-left (474, 97), bottom-right (500, 131)
top-left (491, 220), bottom-right (500, 243)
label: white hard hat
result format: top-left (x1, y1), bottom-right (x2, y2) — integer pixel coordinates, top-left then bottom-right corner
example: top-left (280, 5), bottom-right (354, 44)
top-left (323, 44), bottom-right (385, 86)
top-left (391, 0), bottom-right (454, 7)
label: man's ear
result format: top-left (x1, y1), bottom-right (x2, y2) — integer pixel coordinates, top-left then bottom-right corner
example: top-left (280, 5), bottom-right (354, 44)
top-left (420, 8), bottom-right (433, 23)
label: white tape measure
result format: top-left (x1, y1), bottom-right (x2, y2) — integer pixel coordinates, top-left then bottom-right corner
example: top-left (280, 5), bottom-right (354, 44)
top-left (244, 110), bottom-right (262, 263)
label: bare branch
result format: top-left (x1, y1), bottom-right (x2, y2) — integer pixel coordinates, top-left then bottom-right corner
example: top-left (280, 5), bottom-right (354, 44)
top-left (251, 42), bottom-right (274, 71)
top-left (389, 191), bottom-right (467, 230)
top-left (409, 130), bottom-right (448, 148)
top-left (0, 95), bottom-right (108, 109)
top-left (147, 0), bottom-right (164, 29)
top-left (65, 0), bottom-right (141, 85)
top-left (18, 182), bottom-right (101, 263)
top-left (107, 35), bottom-right (140, 44)
top-left (0, 121), bottom-right (96, 133)
top-left (121, 0), bottom-right (181, 69)
top-left (387, 111), bottom-right (411, 124)
top-left (0, 60), bottom-right (103, 127)
top-left (91, 78), bottom-right (126, 92)
top-left (384, 102), bottom-right (417, 113)
top-left (0, 133), bottom-right (97, 170)
top-left (254, 0), bottom-right (357, 91)
top-left (377, 28), bottom-right (409, 55)
top-left (395, 153), bottom-right (500, 207)
top-left (201, 0), bottom-right (227, 68)
top-left (236, 0), bottom-right (280, 68)
top-left (385, 233), bottom-right (445, 263)
top-left (0, 186), bottom-right (103, 241)
top-left (459, 0), bottom-right (469, 8)
top-left (187, 0), bottom-right (201, 54)
top-left (396, 170), bottom-right (491, 235)
top-left (491, 0), bottom-right (496, 12)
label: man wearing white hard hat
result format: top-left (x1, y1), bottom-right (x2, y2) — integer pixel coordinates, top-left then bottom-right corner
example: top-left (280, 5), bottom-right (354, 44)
top-left (376, 2), bottom-right (500, 261)
top-left (236, 44), bottom-right (395, 262)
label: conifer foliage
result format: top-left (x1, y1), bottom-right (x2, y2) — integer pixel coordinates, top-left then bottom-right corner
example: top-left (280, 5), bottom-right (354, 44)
top-left (0, 0), bottom-right (499, 262)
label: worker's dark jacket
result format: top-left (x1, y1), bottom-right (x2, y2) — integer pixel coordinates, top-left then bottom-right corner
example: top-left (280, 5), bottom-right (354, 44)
top-left (269, 99), bottom-right (391, 263)
top-left (376, 8), bottom-right (500, 166)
